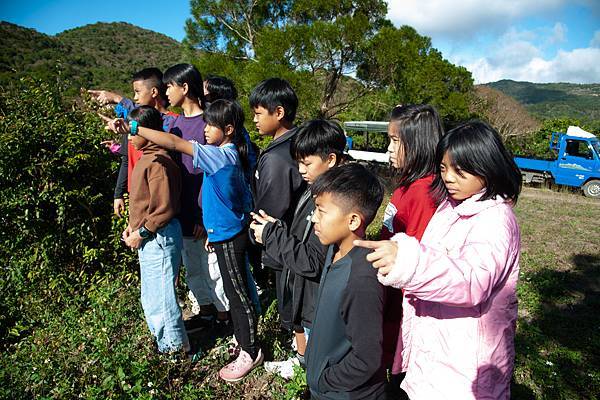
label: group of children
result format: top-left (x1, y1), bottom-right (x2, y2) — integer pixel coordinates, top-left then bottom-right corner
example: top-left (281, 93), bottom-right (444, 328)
top-left (91, 63), bottom-right (522, 399)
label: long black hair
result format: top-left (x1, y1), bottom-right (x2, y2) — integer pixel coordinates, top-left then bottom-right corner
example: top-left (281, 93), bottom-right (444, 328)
top-left (430, 120), bottom-right (522, 205)
top-left (203, 99), bottom-right (249, 172)
top-left (389, 104), bottom-right (444, 188)
top-left (163, 63), bottom-right (206, 110)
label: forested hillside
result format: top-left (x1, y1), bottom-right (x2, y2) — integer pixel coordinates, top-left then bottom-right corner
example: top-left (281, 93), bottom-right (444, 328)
top-left (0, 21), bottom-right (185, 95)
top-left (487, 79), bottom-right (600, 127)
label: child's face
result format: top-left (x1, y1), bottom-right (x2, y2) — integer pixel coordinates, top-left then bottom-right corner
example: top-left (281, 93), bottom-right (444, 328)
top-left (440, 152), bottom-right (485, 201)
top-left (298, 155), bottom-right (335, 185)
top-left (204, 123), bottom-right (231, 146)
top-left (387, 122), bottom-right (404, 169)
top-left (253, 106), bottom-right (281, 136)
top-left (312, 193), bottom-right (355, 246)
top-left (132, 80), bottom-right (154, 106)
top-left (166, 82), bottom-right (185, 107)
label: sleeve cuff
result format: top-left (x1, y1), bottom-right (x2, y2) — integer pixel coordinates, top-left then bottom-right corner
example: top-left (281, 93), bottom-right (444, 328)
top-left (377, 233), bottom-right (420, 288)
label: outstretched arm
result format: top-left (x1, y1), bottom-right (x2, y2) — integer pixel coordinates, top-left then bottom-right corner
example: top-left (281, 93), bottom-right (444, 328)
top-left (116, 120), bottom-right (194, 156)
top-left (137, 126), bottom-right (193, 156)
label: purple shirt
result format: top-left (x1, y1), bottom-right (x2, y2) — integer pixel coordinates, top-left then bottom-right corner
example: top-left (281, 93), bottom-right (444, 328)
top-left (169, 114), bottom-right (206, 236)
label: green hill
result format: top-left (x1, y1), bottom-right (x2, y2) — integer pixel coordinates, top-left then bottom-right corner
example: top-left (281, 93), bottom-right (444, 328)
top-left (0, 21), bottom-right (186, 95)
top-left (486, 79), bottom-right (600, 124)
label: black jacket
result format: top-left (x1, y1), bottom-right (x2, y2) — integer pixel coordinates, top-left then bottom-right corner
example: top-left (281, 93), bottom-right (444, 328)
top-left (261, 189), bottom-right (327, 329)
top-left (250, 128), bottom-right (306, 270)
top-left (305, 246), bottom-right (386, 400)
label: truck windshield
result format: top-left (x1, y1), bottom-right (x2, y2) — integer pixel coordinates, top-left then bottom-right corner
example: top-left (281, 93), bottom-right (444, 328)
top-left (591, 141), bottom-right (600, 159)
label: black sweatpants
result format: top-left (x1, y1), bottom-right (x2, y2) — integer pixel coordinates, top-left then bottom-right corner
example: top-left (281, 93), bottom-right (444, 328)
top-left (213, 230), bottom-right (258, 359)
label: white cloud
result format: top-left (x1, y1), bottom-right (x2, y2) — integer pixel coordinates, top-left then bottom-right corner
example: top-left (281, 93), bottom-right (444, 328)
top-left (467, 47), bottom-right (600, 83)
top-left (386, 0), bottom-right (566, 38)
top-left (549, 22), bottom-right (567, 44)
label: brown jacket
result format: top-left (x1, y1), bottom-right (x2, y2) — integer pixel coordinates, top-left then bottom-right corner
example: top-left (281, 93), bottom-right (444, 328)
top-left (129, 143), bottom-right (181, 233)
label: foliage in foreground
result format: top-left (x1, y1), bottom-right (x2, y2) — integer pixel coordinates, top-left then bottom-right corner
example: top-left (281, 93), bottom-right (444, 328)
top-left (1, 80), bottom-right (599, 399)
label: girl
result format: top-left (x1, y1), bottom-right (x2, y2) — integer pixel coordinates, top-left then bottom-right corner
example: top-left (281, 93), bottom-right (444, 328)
top-left (162, 64), bottom-right (231, 331)
top-left (356, 121), bottom-right (522, 399)
top-left (121, 106), bottom-right (187, 354)
top-left (379, 105), bottom-right (444, 388)
top-left (125, 99), bottom-right (262, 382)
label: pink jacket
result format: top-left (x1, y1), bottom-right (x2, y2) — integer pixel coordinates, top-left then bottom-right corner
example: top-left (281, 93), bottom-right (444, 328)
top-left (379, 193), bottom-right (520, 400)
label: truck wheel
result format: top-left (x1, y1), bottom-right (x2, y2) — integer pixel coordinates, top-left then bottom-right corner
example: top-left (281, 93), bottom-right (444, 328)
top-left (582, 180), bottom-right (600, 198)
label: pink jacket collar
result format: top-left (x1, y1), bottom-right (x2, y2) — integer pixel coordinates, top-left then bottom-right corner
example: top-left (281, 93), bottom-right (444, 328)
top-left (445, 191), bottom-right (509, 217)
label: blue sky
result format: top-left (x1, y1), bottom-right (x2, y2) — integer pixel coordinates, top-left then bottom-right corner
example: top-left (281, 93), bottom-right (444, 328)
top-left (2, 0), bottom-right (599, 83)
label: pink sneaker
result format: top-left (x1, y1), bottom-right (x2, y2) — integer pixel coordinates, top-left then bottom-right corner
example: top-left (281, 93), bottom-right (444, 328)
top-left (219, 349), bottom-right (263, 382)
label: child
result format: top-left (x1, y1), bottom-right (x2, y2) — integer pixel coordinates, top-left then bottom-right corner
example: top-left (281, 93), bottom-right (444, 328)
top-left (121, 106), bottom-right (188, 354)
top-left (249, 119), bottom-right (347, 371)
top-left (90, 68), bottom-right (175, 217)
top-left (304, 163), bottom-right (386, 400)
top-left (124, 99), bottom-right (262, 381)
top-left (356, 121), bottom-right (522, 399)
top-left (248, 77), bottom-right (306, 328)
top-left (161, 64), bottom-right (231, 331)
top-left (379, 104), bottom-right (444, 385)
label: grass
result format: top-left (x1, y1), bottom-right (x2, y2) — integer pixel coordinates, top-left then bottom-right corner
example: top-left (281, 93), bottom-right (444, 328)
top-left (510, 187), bottom-right (600, 400)
top-left (1, 186), bottom-right (598, 399)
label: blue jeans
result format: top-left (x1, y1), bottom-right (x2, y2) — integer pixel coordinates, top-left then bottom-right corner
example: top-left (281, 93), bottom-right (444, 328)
top-left (138, 219), bottom-right (189, 352)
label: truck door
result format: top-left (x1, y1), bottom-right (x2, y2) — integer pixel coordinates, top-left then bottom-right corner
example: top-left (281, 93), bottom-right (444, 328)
top-left (555, 139), bottom-right (597, 186)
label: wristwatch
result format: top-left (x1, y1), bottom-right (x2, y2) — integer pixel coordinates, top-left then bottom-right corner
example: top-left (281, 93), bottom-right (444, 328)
top-left (138, 225), bottom-right (154, 239)
top-left (130, 120), bottom-right (138, 136)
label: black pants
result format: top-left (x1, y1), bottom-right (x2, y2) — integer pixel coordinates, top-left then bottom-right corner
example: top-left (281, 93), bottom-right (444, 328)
top-left (213, 230), bottom-right (258, 359)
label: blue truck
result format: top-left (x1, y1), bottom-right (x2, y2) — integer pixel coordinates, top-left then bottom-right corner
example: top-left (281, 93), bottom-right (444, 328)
top-left (514, 126), bottom-right (600, 198)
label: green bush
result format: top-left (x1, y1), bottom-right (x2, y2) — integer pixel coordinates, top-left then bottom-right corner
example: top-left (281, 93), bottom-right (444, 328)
top-left (505, 117), bottom-right (597, 159)
top-left (0, 77), bottom-right (136, 346)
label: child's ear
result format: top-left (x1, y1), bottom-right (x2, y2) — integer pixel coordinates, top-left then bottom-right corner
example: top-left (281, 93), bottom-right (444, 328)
top-left (327, 153), bottom-right (337, 168)
top-left (275, 105), bottom-right (285, 121)
top-left (225, 124), bottom-right (234, 136)
top-left (347, 212), bottom-right (363, 233)
top-left (150, 87), bottom-right (159, 99)
top-left (181, 83), bottom-right (189, 95)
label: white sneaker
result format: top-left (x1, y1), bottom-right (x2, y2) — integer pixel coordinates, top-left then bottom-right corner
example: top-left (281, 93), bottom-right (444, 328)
top-left (264, 357), bottom-right (300, 379)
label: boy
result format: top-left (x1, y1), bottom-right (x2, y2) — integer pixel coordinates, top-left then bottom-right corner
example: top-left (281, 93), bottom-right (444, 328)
top-left (248, 78), bottom-right (306, 327)
top-left (89, 68), bottom-right (175, 217)
top-left (304, 163), bottom-right (386, 399)
top-left (121, 106), bottom-right (188, 354)
top-left (250, 119), bottom-right (346, 371)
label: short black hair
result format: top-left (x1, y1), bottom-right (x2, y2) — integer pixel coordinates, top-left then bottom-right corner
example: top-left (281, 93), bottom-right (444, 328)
top-left (389, 104), bottom-right (444, 188)
top-left (205, 75), bottom-right (238, 102)
top-left (163, 63), bottom-right (206, 109)
top-left (291, 119), bottom-right (346, 162)
top-left (311, 163), bottom-right (384, 227)
top-left (249, 78), bottom-right (298, 122)
top-left (203, 99), bottom-right (249, 173)
top-left (132, 67), bottom-right (168, 106)
top-left (431, 120), bottom-right (522, 204)
top-left (127, 106), bottom-right (164, 131)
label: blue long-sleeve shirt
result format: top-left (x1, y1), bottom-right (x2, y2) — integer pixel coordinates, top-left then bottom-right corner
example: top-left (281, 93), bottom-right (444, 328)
top-left (192, 142), bottom-right (252, 242)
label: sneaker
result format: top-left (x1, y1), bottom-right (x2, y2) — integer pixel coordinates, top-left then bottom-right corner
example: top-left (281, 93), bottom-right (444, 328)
top-left (219, 349), bottom-right (264, 382)
top-left (264, 357), bottom-right (300, 379)
top-left (184, 314), bottom-right (213, 333)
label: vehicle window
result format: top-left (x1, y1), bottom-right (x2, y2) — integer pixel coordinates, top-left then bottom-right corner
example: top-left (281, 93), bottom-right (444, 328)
top-left (346, 131), bottom-right (388, 153)
top-left (565, 140), bottom-right (593, 159)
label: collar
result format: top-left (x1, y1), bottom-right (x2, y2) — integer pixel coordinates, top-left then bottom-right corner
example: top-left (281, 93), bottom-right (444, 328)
top-left (445, 191), bottom-right (509, 217)
top-left (264, 127), bottom-right (297, 152)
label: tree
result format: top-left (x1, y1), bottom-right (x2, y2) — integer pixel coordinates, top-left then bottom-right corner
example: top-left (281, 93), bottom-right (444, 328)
top-left (185, 0), bottom-right (389, 118)
top-left (357, 25), bottom-right (474, 122)
top-left (471, 85), bottom-right (540, 141)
